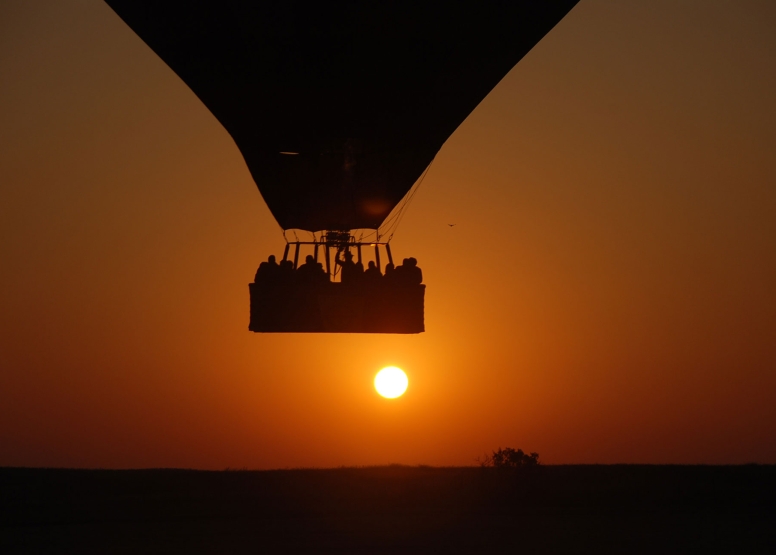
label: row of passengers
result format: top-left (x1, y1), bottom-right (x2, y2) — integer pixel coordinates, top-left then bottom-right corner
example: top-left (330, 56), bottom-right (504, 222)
top-left (336, 251), bottom-right (422, 285)
top-left (254, 255), bottom-right (327, 285)
top-left (254, 252), bottom-right (422, 286)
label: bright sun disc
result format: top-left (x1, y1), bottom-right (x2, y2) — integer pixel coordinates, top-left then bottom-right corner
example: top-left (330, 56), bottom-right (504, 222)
top-left (374, 367), bottom-right (408, 398)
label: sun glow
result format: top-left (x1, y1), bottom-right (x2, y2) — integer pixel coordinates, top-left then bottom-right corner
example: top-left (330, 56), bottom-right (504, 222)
top-left (374, 367), bottom-right (408, 399)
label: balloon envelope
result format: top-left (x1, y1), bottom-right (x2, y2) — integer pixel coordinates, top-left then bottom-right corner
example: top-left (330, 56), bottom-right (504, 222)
top-left (106, 1), bottom-right (579, 231)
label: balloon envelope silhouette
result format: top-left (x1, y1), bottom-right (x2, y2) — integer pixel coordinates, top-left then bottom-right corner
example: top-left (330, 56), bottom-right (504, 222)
top-left (105, 0), bottom-right (579, 231)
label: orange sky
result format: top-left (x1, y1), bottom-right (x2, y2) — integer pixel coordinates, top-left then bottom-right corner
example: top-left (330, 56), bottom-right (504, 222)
top-left (1, 0), bottom-right (775, 468)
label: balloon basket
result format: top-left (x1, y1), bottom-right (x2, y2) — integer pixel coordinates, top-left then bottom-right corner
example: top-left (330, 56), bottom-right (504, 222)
top-left (248, 282), bottom-right (425, 334)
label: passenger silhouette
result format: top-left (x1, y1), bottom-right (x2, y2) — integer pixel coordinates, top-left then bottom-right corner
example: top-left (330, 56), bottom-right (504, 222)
top-left (297, 254), bottom-right (328, 285)
top-left (394, 258), bottom-right (410, 283)
top-left (296, 254), bottom-right (316, 283)
top-left (383, 262), bottom-right (395, 283)
top-left (363, 260), bottom-right (382, 284)
top-left (279, 259), bottom-right (294, 281)
top-left (335, 250), bottom-right (363, 284)
top-left (393, 257), bottom-right (423, 285)
top-left (255, 254), bottom-right (280, 283)
top-left (406, 257), bottom-right (423, 285)
top-left (315, 261), bottom-right (328, 281)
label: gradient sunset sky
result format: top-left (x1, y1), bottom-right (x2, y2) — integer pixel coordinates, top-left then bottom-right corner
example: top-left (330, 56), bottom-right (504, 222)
top-left (2, 0), bottom-right (775, 468)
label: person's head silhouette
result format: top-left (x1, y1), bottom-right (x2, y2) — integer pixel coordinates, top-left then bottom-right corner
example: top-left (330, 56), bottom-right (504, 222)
top-left (268, 255), bottom-right (276, 263)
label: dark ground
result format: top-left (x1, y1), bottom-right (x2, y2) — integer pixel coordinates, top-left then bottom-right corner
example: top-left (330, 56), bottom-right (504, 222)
top-left (2, 465), bottom-right (774, 554)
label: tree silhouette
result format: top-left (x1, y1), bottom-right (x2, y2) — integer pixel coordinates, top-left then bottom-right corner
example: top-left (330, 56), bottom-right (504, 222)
top-left (480, 447), bottom-right (539, 468)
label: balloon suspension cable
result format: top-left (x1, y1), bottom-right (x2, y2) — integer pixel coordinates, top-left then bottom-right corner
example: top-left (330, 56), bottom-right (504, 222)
top-left (375, 159), bottom-right (434, 243)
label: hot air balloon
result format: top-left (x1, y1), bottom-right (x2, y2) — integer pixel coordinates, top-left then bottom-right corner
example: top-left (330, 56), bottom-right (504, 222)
top-left (105, 0), bottom-right (578, 333)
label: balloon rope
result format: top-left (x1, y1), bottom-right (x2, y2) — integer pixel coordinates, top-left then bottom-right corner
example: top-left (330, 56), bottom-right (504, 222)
top-left (380, 158), bottom-right (435, 242)
top-left (384, 159), bottom-right (433, 236)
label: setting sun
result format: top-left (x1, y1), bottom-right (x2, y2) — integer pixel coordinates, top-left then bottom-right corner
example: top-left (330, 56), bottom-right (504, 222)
top-left (374, 367), bottom-right (408, 399)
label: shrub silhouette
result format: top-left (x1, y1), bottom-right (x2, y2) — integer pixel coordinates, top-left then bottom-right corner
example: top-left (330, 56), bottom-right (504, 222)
top-left (480, 447), bottom-right (539, 468)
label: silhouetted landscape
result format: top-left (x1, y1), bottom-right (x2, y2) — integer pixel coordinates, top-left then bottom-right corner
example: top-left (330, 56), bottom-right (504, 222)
top-left (4, 2), bottom-right (776, 553)
top-left (2, 465), bottom-right (774, 554)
